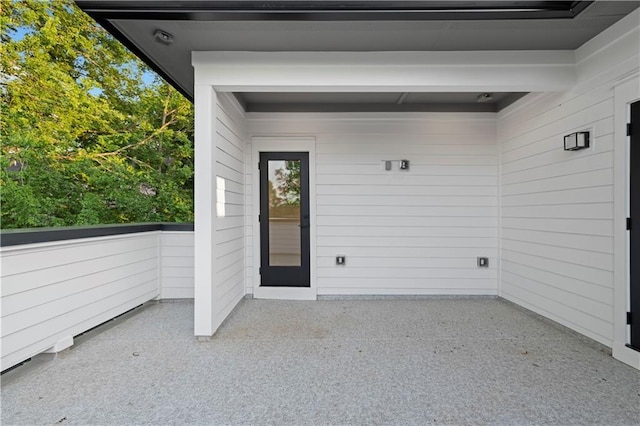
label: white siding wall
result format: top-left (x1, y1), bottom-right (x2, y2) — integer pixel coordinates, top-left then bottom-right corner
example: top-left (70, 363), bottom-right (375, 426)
top-left (497, 15), bottom-right (640, 347)
top-left (213, 94), bottom-right (246, 326)
top-left (160, 231), bottom-right (194, 298)
top-left (498, 92), bottom-right (615, 346)
top-left (1, 233), bottom-right (161, 370)
top-left (247, 113), bottom-right (498, 296)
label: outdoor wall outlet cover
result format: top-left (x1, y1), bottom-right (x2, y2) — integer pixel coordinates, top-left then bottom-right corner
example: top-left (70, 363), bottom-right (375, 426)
top-left (477, 257), bottom-right (489, 267)
top-left (336, 255), bottom-right (346, 265)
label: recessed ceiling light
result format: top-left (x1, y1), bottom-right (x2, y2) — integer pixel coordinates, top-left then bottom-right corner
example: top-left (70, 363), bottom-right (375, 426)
top-left (153, 29), bottom-right (174, 45)
top-left (477, 93), bottom-right (493, 103)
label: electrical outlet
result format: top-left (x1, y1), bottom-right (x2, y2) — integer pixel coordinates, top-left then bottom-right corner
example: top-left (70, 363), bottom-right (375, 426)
top-left (477, 257), bottom-right (489, 267)
top-left (336, 255), bottom-right (346, 265)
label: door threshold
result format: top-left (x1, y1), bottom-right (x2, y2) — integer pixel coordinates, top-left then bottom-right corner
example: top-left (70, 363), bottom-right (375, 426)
top-left (253, 287), bottom-right (316, 300)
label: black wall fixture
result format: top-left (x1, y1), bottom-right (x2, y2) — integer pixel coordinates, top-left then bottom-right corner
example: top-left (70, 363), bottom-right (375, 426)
top-left (564, 131), bottom-right (590, 151)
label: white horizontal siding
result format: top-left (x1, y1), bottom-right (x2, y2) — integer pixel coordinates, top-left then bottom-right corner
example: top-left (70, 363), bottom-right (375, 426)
top-left (247, 113), bottom-right (498, 296)
top-left (1, 233), bottom-right (161, 371)
top-left (497, 25), bottom-right (640, 346)
top-left (214, 94), bottom-right (246, 326)
top-left (160, 232), bottom-right (194, 299)
top-left (499, 92), bottom-right (616, 345)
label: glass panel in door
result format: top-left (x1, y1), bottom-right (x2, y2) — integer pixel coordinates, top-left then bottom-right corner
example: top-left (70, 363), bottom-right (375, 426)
top-left (268, 160), bottom-right (301, 266)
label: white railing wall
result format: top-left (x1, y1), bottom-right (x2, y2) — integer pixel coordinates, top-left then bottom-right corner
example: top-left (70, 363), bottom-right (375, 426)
top-left (161, 231), bottom-right (195, 299)
top-left (1, 229), bottom-right (194, 371)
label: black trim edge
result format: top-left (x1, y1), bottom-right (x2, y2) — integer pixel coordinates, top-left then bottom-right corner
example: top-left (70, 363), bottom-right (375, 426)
top-left (76, 1), bottom-right (594, 21)
top-left (0, 223), bottom-right (194, 247)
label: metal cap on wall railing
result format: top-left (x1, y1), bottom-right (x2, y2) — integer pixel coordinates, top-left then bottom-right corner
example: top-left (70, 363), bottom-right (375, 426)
top-left (0, 223), bottom-right (194, 247)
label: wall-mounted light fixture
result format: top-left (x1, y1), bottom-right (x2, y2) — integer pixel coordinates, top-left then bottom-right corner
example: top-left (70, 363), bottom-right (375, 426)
top-left (564, 131), bottom-right (590, 151)
top-left (381, 159), bottom-right (410, 171)
top-left (153, 29), bottom-right (174, 45)
top-left (477, 93), bottom-right (493, 103)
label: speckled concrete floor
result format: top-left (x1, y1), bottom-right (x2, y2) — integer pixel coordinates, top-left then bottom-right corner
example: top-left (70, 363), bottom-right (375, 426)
top-left (2, 298), bottom-right (639, 425)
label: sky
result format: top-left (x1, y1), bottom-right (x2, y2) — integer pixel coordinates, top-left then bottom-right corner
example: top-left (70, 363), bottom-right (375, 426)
top-left (10, 26), bottom-right (32, 41)
top-left (9, 25), bottom-right (157, 87)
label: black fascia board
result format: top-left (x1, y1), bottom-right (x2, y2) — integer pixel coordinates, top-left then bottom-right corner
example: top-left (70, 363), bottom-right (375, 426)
top-left (76, 1), bottom-right (593, 21)
top-left (0, 223), bottom-right (194, 247)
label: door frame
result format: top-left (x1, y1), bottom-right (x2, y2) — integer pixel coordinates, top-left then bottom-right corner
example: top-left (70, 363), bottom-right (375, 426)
top-left (629, 99), bottom-right (640, 351)
top-left (613, 75), bottom-right (640, 369)
top-left (259, 151), bottom-right (310, 288)
top-left (251, 136), bottom-right (317, 300)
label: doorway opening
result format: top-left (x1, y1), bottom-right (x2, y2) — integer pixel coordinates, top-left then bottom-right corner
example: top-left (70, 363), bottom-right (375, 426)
top-left (259, 152), bottom-right (311, 287)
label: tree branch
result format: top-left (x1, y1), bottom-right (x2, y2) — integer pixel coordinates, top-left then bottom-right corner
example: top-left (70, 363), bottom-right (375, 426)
top-left (91, 118), bottom-right (177, 158)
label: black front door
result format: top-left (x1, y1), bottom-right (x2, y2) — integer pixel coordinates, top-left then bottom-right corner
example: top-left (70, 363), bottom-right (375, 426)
top-left (259, 152), bottom-right (310, 287)
top-left (630, 100), bottom-right (640, 350)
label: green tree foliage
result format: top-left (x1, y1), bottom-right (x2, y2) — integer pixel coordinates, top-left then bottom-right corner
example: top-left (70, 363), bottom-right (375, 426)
top-left (0, 0), bottom-right (194, 228)
top-left (269, 161), bottom-right (301, 218)
top-left (274, 161), bottom-right (301, 205)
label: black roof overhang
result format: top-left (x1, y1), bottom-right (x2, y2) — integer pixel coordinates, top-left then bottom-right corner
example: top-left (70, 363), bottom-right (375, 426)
top-left (76, 1), bottom-right (593, 21)
top-left (74, 1), bottom-right (594, 102)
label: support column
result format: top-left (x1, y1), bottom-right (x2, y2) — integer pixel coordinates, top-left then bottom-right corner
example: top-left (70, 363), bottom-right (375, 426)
top-left (194, 85), bottom-right (218, 336)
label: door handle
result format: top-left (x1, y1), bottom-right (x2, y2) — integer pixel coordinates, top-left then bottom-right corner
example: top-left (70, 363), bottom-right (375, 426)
top-left (300, 214), bottom-right (310, 228)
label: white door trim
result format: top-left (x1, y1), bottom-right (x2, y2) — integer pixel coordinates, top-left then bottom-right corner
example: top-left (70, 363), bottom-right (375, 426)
top-left (251, 136), bottom-right (317, 300)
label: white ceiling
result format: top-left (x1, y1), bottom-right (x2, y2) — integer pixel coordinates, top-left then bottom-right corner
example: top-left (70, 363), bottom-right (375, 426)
top-left (93, 1), bottom-right (640, 109)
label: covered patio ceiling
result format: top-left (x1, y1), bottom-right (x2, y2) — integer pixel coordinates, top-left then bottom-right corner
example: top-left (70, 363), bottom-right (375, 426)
top-left (236, 91), bottom-right (528, 112)
top-left (76, 0), bottom-right (640, 109)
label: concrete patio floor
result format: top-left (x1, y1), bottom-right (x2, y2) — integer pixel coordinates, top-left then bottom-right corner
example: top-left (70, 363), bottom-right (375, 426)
top-left (2, 298), bottom-right (639, 425)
